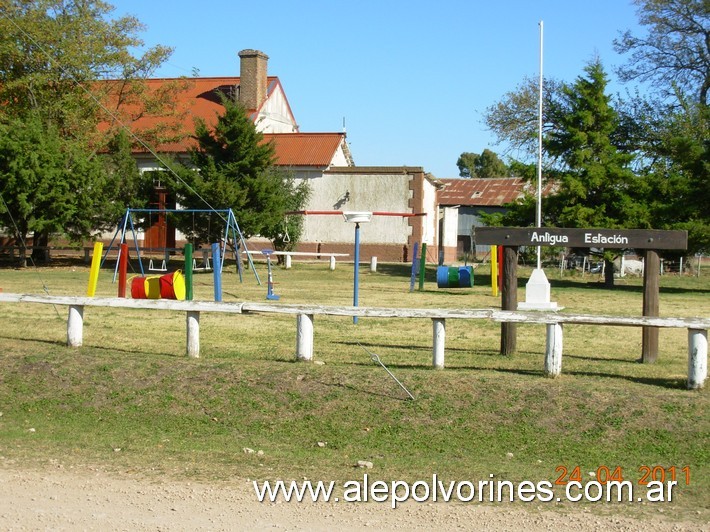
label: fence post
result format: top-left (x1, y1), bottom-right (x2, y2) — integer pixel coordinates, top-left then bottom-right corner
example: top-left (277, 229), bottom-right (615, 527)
top-left (432, 318), bottom-right (445, 369)
top-left (186, 311), bottom-right (200, 358)
top-left (67, 305), bottom-right (84, 347)
top-left (544, 323), bottom-right (563, 377)
top-left (296, 313), bottom-right (314, 361)
top-left (688, 329), bottom-right (707, 390)
top-left (500, 246), bottom-right (518, 355)
top-left (642, 249), bottom-right (660, 363)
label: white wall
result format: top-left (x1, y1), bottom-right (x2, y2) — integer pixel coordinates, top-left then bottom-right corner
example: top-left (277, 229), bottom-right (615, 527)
top-left (441, 207), bottom-right (459, 249)
top-left (421, 177), bottom-right (438, 246)
top-left (256, 85), bottom-right (298, 133)
top-left (299, 172), bottom-right (413, 244)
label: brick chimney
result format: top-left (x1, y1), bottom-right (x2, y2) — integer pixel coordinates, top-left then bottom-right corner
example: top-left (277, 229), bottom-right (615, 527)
top-left (238, 49), bottom-right (269, 111)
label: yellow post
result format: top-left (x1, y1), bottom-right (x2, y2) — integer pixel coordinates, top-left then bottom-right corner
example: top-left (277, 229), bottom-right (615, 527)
top-left (491, 245), bottom-right (499, 297)
top-left (87, 242), bottom-right (103, 297)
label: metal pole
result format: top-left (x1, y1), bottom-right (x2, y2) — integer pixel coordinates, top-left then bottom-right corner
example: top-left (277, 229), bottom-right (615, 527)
top-left (536, 20), bottom-right (544, 270)
top-left (353, 222), bottom-right (360, 324)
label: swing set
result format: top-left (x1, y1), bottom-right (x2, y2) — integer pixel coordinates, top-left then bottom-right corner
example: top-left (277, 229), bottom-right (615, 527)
top-left (101, 208), bottom-right (260, 284)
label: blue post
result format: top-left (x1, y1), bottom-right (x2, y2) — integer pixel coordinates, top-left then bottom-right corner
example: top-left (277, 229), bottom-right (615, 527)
top-left (353, 222), bottom-right (360, 324)
top-left (212, 242), bottom-right (222, 302)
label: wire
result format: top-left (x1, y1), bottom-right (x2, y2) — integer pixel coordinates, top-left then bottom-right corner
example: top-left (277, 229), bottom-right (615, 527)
top-left (358, 342), bottom-right (415, 400)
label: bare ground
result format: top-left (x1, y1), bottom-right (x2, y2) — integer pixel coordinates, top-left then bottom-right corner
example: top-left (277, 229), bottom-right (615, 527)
top-left (1, 465), bottom-right (707, 531)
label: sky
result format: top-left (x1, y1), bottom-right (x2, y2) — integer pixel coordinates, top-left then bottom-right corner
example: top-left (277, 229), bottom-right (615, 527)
top-left (112, 0), bottom-right (645, 178)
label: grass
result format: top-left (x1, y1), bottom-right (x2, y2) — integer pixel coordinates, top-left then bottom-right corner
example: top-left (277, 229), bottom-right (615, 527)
top-left (0, 257), bottom-right (708, 520)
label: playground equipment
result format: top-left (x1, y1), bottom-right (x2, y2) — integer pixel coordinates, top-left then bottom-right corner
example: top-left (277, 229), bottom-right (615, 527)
top-left (436, 265), bottom-right (473, 288)
top-left (262, 249), bottom-right (280, 300)
top-left (286, 209), bottom-right (427, 324)
top-left (130, 271), bottom-right (186, 300)
top-left (102, 208), bottom-right (259, 284)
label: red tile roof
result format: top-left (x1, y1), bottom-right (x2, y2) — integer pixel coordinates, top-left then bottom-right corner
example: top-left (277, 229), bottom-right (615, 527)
top-left (98, 77), bottom-right (343, 167)
top-left (265, 133), bottom-right (345, 167)
top-left (439, 177), bottom-right (555, 207)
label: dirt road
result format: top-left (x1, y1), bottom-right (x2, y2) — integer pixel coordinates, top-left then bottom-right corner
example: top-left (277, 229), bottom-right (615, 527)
top-left (0, 466), bottom-right (706, 531)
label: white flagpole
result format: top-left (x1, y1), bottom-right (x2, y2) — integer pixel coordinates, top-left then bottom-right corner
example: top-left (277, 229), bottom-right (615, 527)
top-left (536, 20), bottom-right (544, 270)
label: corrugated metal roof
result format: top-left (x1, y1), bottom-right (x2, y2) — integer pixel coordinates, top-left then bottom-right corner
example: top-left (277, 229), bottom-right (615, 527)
top-left (265, 133), bottom-right (345, 167)
top-left (438, 177), bottom-right (557, 207)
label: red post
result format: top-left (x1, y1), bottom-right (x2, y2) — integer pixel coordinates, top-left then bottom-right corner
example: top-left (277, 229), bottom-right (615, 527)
top-left (118, 243), bottom-right (128, 298)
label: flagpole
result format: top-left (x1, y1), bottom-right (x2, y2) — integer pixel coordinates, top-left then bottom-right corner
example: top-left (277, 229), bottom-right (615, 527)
top-left (536, 20), bottom-right (544, 270)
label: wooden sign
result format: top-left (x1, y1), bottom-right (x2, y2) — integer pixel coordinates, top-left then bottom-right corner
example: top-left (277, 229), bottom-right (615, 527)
top-left (473, 227), bottom-right (687, 250)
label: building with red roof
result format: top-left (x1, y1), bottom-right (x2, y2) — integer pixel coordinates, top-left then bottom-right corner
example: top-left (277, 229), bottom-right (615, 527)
top-left (103, 49), bottom-right (437, 262)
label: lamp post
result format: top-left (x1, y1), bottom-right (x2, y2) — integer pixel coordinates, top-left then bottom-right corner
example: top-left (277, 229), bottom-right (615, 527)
top-left (343, 211), bottom-right (372, 324)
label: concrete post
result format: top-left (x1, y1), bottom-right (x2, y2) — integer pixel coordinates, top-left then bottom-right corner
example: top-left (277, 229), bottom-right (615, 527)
top-left (285, 254), bottom-right (292, 269)
top-left (370, 256), bottom-right (377, 272)
top-left (296, 313), bottom-right (314, 361)
top-left (544, 323), bottom-right (563, 377)
top-left (329, 255), bottom-right (336, 271)
top-left (688, 329), bottom-right (708, 389)
top-left (432, 318), bottom-right (445, 369)
top-left (67, 305), bottom-right (84, 347)
top-left (186, 311), bottom-right (200, 358)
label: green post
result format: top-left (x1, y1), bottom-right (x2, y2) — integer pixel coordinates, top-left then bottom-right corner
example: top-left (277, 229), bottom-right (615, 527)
top-left (184, 243), bottom-right (194, 301)
top-left (418, 243), bottom-right (427, 291)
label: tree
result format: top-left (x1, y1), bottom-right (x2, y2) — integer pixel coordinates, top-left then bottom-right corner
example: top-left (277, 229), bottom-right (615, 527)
top-left (174, 96), bottom-right (309, 248)
top-left (0, 112), bottom-right (104, 262)
top-left (456, 149), bottom-right (509, 178)
top-left (0, 1), bottom-right (175, 255)
top-left (484, 76), bottom-right (566, 162)
top-left (614, 0), bottom-right (710, 255)
top-left (614, 0), bottom-right (710, 105)
top-left (642, 97), bottom-right (710, 253)
top-left (545, 60), bottom-right (648, 286)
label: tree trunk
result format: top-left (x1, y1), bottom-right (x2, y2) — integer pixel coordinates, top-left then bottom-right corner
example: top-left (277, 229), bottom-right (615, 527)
top-left (31, 230), bottom-right (50, 262)
top-left (604, 257), bottom-right (615, 288)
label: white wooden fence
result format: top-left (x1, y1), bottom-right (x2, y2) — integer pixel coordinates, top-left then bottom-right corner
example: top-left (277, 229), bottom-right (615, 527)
top-left (1, 292), bottom-right (707, 390)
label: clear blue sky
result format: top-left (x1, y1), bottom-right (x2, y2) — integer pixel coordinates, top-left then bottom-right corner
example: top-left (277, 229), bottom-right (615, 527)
top-left (113, 0), bottom-right (644, 178)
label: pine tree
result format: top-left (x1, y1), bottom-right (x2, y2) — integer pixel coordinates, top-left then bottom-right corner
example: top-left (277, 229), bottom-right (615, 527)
top-left (545, 60), bottom-right (648, 286)
top-left (175, 96), bottom-right (308, 245)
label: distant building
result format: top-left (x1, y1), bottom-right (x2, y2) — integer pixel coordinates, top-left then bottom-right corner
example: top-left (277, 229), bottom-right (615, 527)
top-left (438, 177), bottom-right (555, 260)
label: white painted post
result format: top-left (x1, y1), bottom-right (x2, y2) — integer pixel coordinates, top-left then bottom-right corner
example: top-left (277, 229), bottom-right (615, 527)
top-left (186, 311), bottom-right (200, 358)
top-left (432, 318), bottom-right (445, 369)
top-left (688, 329), bottom-right (707, 390)
top-left (544, 323), bottom-right (563, 377)
top-left (285, 254), bottom-right (292, 269)
top-left (67, 305), bottom-right (84, 347)
top-left (329, 256), bottom-right (336, 271)
top-left (296, 313), bottom-right (314, 361)
top-left (370, 256), bottom-right (378, 272)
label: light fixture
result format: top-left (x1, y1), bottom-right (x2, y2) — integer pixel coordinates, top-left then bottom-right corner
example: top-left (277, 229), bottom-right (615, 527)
top-left (342, 211), bottom-right (372, 224)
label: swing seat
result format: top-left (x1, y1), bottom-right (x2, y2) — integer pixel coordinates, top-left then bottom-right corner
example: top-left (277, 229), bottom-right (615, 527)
top-left (192, 257), bottom-right (212, 271)
top-left (148, 259), bottom-right (168, 272)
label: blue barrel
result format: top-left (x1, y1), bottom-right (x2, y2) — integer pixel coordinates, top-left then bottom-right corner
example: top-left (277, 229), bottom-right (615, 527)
top-left (436, 266), bottom-right (473, 288)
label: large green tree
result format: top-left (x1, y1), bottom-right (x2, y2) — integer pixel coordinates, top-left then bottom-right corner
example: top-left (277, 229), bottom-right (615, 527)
top-left (174, 96), bottom-right (309, 249)
top-left (0, 0), bottom-right (174, 256)
top-left (492, 61), bottom-right (646, 286)
top-left (614, 0), bottom-right (710, 254)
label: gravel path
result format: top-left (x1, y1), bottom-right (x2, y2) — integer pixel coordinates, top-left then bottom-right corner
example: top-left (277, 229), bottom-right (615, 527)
top-left (0, 466), bottom-right (707, 531)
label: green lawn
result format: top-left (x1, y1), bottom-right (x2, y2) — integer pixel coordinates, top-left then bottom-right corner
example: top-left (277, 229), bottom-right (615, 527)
top-left (0, 258), bottom-right (708, 520)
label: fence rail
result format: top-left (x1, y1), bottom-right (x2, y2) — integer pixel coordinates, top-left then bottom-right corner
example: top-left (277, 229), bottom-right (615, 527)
top-left (1, 292), bottom-right (707, 390)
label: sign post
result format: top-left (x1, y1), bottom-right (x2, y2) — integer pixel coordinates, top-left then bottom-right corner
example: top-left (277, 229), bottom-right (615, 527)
top-left (474, 227), bottom-right (688, 360)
